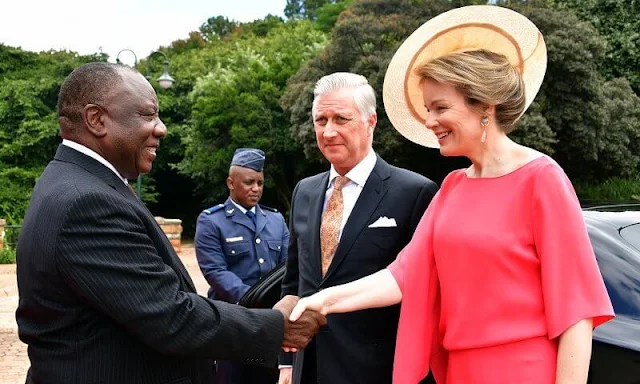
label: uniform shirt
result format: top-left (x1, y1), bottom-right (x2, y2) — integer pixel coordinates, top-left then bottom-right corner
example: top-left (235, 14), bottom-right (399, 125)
top-left (195, 197), bottom-right (289, 303)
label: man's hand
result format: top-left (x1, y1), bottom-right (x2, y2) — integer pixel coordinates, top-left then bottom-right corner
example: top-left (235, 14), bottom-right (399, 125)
top-left (273, 295), bottom-right (327, 352)
top-left (278, 367), bottom-right (293, 384)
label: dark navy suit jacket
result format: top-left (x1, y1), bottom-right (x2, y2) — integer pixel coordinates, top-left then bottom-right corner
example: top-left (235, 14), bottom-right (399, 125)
top-left (281, 155), bottom-right (438, 384)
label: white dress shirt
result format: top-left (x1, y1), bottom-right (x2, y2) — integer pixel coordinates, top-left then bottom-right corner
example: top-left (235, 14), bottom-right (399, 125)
top-left (324, 149), bottom-right (377, 241)
top-left (62, 139), bottom-right (128, 185)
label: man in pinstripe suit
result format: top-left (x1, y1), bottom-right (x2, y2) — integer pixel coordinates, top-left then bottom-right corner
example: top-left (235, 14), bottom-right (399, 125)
top-left (15, 62), bottom-right (325, 384)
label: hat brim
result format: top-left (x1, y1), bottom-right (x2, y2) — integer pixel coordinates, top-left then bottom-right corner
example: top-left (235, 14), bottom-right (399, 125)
top-left (383, 5), bottom-right (547, 148)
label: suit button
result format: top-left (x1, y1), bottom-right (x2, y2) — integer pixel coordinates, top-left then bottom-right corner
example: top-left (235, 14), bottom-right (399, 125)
top-left (259, 258), bottom-right (264, 264)
top-left (255, 238), bottom-right (261, 244)
top-left (231, 250), bottom-right (235, 254)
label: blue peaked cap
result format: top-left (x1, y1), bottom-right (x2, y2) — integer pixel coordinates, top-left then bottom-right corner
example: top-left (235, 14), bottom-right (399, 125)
top-left (231, 148), bottom-right (265, 172)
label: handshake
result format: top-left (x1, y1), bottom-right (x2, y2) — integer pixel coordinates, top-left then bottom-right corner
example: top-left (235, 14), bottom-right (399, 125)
top-left (273, 294), bottom-right (327, 352)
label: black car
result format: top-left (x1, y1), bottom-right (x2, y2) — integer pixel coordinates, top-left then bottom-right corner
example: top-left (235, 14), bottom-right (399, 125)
top-left (241, 205), bottom-right (640, 383)
top-left (583, 205), bottom-right (640, 383)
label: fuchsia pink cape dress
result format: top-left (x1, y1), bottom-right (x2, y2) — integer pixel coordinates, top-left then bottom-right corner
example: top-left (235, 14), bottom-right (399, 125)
top-left (388, 157), bottom-right (614, 384)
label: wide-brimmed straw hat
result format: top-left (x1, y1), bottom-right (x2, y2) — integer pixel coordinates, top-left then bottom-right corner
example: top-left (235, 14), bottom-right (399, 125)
top-left (383, 5), bottom-right (547, 148)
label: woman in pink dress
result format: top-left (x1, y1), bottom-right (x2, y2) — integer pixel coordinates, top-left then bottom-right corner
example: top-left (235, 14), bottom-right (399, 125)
top-left (288, 6), bottom-right (614, 384)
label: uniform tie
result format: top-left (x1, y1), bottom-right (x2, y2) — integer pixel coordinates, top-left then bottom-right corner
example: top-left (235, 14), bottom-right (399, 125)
top-left (320, 175), bottom-right (349, 277)
top-left (246, 210), bottom-right (257, 229)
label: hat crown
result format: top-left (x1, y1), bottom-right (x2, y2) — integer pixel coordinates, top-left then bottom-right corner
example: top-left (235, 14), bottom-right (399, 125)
top-left (383, 5), bottom-right (547, 148)
top-left (231, 148), bottom-right (266, 172)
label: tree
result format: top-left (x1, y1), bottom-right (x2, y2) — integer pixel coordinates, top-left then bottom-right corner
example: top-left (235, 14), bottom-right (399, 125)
top-left (314, 0), bottom-right (353, 32)
top-left (240, 15), bottom-right (286, 37)
top-left (550, 0), bottom-right (640, 94)
top-left (281, 0), bottom-right (640, 184)
top-left (285, 0), bottom-right (348, 20)
top-left (176, 21), bottom-right (328, 213)
top-left (0, 45), bottom-right (103, 223)
top-left (200, 16), bottom-right (238, 41)
top-left (513, 4), bottom-right (640, 181)
top-left (282, 0), bottom-right (476, 183)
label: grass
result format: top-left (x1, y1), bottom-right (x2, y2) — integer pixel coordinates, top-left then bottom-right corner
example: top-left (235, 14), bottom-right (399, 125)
top-left (575, 177), bottom-right (640, 202)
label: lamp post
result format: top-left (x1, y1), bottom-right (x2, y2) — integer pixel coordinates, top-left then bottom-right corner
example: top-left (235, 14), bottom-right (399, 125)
top-left (115, 49), bottom-right (175, 199)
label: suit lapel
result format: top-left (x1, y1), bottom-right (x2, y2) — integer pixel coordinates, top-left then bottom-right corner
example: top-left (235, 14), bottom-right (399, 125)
top-left (55, 144), bottom-right (198, 292)
top-left (322, 156), bottom-right (391, 282)
top-left (309, 172), bottom-right (330, 283)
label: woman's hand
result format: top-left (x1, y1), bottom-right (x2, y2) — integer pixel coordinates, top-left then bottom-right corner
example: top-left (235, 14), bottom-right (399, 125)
top-left (289, 290), bottom-right (328, 322)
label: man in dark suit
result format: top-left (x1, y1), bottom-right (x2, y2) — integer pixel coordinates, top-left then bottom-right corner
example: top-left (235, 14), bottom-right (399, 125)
top-left (196, 148), bottom-right (289, 384)
top-left (278, 72), bottom-right (438, 384)
top-left (15, 62), bottom-right (325, 384)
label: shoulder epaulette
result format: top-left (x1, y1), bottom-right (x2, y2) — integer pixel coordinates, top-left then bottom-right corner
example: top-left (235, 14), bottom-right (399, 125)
top-left (259, 204), bottom-right (278, 213)
top-left (202, 204), bottom-right (224, 215)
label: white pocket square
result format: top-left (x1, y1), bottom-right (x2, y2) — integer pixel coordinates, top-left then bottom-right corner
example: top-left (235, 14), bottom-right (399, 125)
top-left (368, 216), bottom-right (397, 228)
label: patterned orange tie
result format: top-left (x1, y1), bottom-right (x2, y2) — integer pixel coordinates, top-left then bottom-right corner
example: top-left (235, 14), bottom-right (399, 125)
top-left (320, 175), bottom-right (350, 277)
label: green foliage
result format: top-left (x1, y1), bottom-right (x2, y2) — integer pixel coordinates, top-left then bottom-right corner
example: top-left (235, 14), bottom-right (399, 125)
top-left (315, 0), bottom-right (353, 32)
top-left (282, 0), bottom-right (480, 181)
top-left (168, 32), bottom-right (207, 55)
top-left (282, 0), bottom-right (640, 183)
top-left (285, 0), bottom-right (348, 20)
top-left (575, 177), bottom-right (640, 201)
top-left (551, 0), bottom-right (640, 94)
top-left (176, 21), bottom-right (328, 211)
top-left (0, 45), bottom-right (102, 223)
top-left (0, 168), bottom-right (41, 224)
top-left (0, 247), bottom-right (16, 264)
top-left (241, 15), bottom-right (286, 37)
top-left (514, 5), bottom-right (640, 182)
top-left (200, 16), bottom-right (238, 41)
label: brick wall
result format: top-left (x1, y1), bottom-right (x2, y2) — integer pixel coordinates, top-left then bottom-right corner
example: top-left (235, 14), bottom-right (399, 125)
top-left (155, 217), bottom-right (183, 254)
top-left (0, 217), bottom-right (182, 254)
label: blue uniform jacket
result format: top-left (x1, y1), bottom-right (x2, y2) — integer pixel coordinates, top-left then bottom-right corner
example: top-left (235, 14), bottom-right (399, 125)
top-left (195, 197), bottom-right (289, 303)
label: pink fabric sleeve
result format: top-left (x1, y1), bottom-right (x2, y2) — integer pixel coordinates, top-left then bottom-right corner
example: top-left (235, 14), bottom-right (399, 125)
top-left (387, 186), bottom-right (449, 384)
top-left (532, 163), bottom-right (614, 339)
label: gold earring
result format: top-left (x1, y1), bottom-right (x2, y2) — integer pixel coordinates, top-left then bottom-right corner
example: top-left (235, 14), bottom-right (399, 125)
top-left (480, 116), bottom-right (489, 143)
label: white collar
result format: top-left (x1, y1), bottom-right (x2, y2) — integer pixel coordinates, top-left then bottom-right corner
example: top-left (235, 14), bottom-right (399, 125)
top-left (62, 139), bottom-right (128, 185)
top-left (230, 198), bottom-right (256, 215)
top-left (328, 149), bottom-right (377, 188)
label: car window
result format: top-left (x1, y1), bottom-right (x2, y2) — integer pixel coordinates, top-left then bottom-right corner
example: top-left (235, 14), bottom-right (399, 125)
top-left (620, 223), bottom-right (640, 253)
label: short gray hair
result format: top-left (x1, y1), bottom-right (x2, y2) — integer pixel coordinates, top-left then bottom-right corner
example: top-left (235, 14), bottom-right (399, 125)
top-left (312, 72), bottom-right (376, 123)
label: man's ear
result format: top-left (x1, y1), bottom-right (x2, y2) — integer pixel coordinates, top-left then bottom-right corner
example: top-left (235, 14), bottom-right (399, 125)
top-left (226, 176), bottom-right (234, 191)
top-left (367, 113), bottom-right (377, 135)
top-left (83, 104), bottom-right (107, 138)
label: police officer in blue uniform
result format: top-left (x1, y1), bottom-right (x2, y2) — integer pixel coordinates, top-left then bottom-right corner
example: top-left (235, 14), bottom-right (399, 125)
top-left (195, 148), bottom-right (289, 384)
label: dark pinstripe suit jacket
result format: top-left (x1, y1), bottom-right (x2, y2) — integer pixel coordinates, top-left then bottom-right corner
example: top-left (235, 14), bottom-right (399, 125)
top-left (16, 145), bottom-right (284, 384)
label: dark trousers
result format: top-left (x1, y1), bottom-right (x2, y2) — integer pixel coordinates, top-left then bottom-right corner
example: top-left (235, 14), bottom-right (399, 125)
top-left (300, 339), bottom-right (318, 384)
top-left (300, 339), bottom-right (435, 384)
top-left (215, 360), bottom-right (278, 384)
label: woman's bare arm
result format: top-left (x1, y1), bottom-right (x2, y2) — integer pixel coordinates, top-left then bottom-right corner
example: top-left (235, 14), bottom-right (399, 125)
top-left (289, 269), bottom-right (401, 321)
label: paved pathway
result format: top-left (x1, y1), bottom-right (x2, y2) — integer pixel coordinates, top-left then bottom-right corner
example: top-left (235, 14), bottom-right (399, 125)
top-left (0, 245), bottom-right (208, 384)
